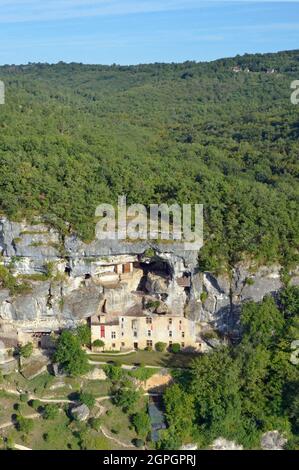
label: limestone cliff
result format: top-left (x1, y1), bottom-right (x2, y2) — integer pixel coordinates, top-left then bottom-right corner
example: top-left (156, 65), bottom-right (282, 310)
top-left (0, 217), bottom-right (297, 340)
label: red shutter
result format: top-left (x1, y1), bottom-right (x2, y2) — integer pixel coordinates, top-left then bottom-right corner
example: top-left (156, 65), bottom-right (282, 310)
top-left (100, 325), bottom-right (105, 338)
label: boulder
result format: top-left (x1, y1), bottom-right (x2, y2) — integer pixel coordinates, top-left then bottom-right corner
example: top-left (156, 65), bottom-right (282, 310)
top-left (211, 438), bottom-right (243, 450)
top-left (71, 404), bottom-right (90, 422)
top-left (261, 431), bottom-right (287, 450)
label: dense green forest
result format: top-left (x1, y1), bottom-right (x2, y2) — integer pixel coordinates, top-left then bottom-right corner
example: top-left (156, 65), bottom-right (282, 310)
top-left (0, 49), bottom-right (299, 270)
top-left (159, 286), bottom-right (299, 449)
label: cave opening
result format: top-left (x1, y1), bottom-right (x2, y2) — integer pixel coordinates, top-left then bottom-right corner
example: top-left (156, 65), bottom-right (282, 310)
top-left (65, 266), bottom-right (72, 276)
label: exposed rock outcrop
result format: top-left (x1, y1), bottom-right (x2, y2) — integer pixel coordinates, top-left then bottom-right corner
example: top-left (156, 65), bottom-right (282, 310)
top-left (0, 217), bottom-right (296, 341)
top-left (71, 404), bottom-right (90, 422)
top-left (261, 431), bottom-right (287, 450)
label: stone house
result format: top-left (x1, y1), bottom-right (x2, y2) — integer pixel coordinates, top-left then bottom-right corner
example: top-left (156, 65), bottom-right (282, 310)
top-left (90, 313), bottom-right (200, 351)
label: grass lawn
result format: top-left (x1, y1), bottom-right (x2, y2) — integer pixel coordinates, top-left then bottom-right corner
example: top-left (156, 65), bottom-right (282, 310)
top-left (1, 369), bottom-right (111, 400)
top-left (0, 400), bottom-right (117, 450)
top-left (101, 394), bottom-right (149, 445)
top-left (90, 350), bottom-right (201, 368)
top-left (0, 390), bottom-right (33, 427)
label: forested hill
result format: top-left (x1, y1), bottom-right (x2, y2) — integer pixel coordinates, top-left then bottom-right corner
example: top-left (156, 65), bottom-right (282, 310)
top-left (0, 49), bottom-right (299, 270)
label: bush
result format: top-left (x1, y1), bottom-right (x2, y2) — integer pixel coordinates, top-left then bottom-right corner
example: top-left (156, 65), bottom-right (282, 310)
top-left (15, 415), bottom-right (34, 434)
top-left (170, 343), bottom-right (181, 354)
top-left (93, 339), bottom-right (105, 348)
top-left (76, 324), bottom-right (91, 346)
top-left (132, 411), bottom-right (151, 439)
top-left (129, 367), bottom-right (156, 382)
top-left (155, 342), bottom-right (167, 352)
top-left (104, 364), bottom-right (123, 382)
top-left (145, 300), bottom-right (160, 310)
top-left (43, 403), bottom-right (60, 420)
top-left (20, 393), bottom-right (29, 403)
top-left (133, 438), bottom-right (144, 448)
top-left (79, 391), bottom-right (96, 408)
top-left (54, 329), bottom-right (90, 377)
top-left (29, 399), bottom-right (41, 410)
top-left (113, 388), bottom-right (141, 413)
top-left (89, 417), bottom-right (102, 431)
top-left (144, 248), bottom-right (155, 258)
top-left (19, 342), bottom-right (33, 358)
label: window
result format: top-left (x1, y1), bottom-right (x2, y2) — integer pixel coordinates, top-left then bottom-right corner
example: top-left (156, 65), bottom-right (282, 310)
top-left (168, 318), bottom-right (172, 325)
top-left (169, 341), bottom-right (172, 346)
top-left (148, 330), bottom-right (152, 337)
top-left (147, 340), bottom-right (153, 348)
top-left (146, 317), bottom-right (152, 324)
top-left (169, 331), bottom-right (172, 338)
top-left (134, 331), bottom-right (138, 338)
top-left (121, 342), bottom-right (125, 347)
top-left (181, 342), bottom-right (185, 348)
top-left (112, 343), bottom-right (116, 348)
top-left (182, 331), bottom-right (185, 338)
top-left (111, 331), bottom-right (116, 339)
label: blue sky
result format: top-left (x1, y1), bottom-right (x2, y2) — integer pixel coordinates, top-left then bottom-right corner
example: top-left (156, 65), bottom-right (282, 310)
top-left (0, 1), bottom-right (298, 65)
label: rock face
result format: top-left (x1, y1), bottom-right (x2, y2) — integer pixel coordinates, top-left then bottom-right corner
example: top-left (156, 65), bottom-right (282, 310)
top-left (261, 431), bottom-right (287, 450)
top-left (194, 263), bottom-right (284, 334)
top-left (211, 438), bottom-right (243, 450)
top-left (0, 217), bottom-right (296, 339)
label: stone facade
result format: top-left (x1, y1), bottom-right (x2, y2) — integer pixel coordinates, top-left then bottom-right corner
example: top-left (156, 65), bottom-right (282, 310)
top-left (91, 313), bottom-right (199, 351)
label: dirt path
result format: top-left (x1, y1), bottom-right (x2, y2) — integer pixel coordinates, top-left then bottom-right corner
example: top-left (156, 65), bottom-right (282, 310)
top-left (0, 388), bottom-right (76, 403)
top-left (87, 350), bottom-right (135, 356)
top-left (29, 396), bottom-right (75, 404)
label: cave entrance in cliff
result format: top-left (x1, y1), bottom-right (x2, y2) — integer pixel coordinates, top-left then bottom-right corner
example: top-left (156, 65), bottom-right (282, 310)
top-left (136, 258), bottom-right (172, 293)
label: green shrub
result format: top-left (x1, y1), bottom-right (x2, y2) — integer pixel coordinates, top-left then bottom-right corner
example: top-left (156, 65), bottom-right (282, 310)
top-left (43, 403), bottom-right (60, 420)
top-left (76, 324), bottom-right (91, 346)
top-left (103, 364), bottom-right (123, 382)
top-left (170, 343), bottom-right (181, 354)
top-left (89, 417), bottom-right (101, 431)
top-left (79, 391), bottom-right (96, 408)
top-left (29, 399), bottom-right (42, 411)
top-left (133, 438), bottom-right (144, 448)
top-left (155, 342), bottom-right (167, 352)
top-left (132, 411), bottom-right (151, 439)
top-left (15, 415), bottom-right (34, 434)
top-left (20, 393), bottom-right (29, 403)
top-left (200, 291), bottom-right (208, 304)
top-left (92, 339), bottom-right (105, 348)
top-left (19, 342), bottom-right (33, 358)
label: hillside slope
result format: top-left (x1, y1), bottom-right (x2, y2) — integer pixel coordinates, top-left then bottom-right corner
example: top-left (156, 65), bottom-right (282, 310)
top-left (0, 49), bottom-right (298, 269)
